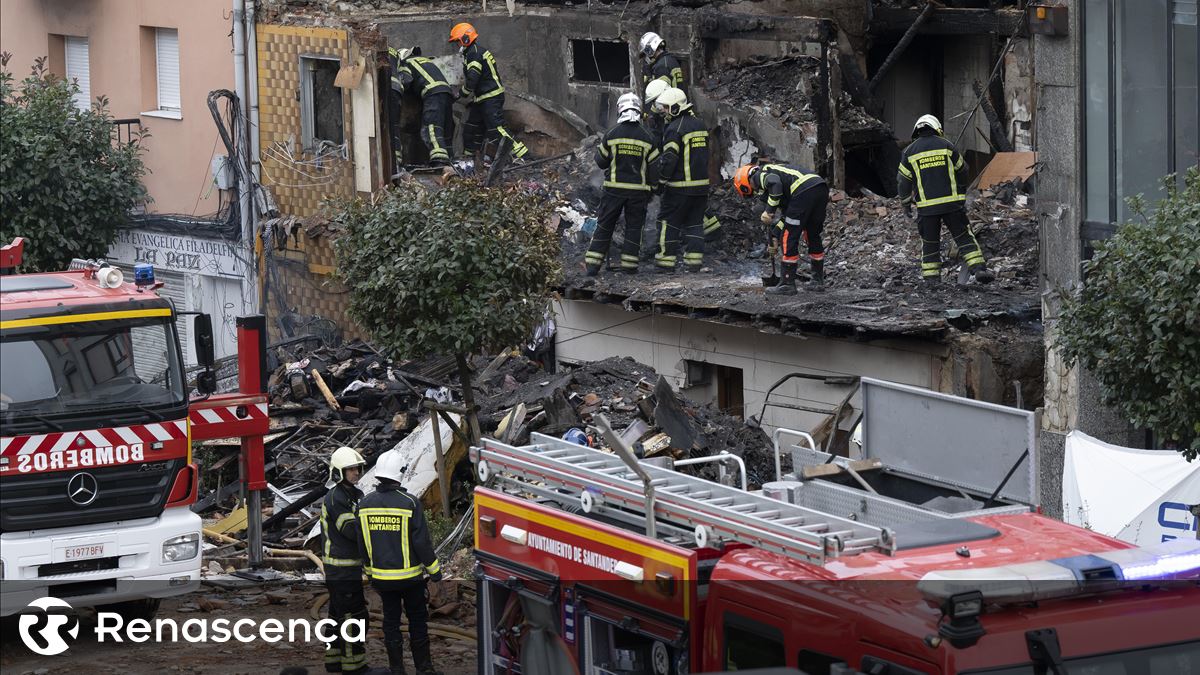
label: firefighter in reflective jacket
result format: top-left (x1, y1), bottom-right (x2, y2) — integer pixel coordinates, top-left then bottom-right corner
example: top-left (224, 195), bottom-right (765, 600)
top-left (448, 22), bottom-right (528, 162)
top-left (897, 114), bottom-right (994, 284)
top-left (644, 80), bottom-right (722, 244)
top-left (639, 32), bottom-right (684, 92)
top-left (653, 88), bottom-right (710, 273)
top-left (357, 451), bottom-right (443, 675)
top-left (585, 92), bottom-right (660, 276)
top-left (321, 447), bottom-right (373, 674)
top-left (733, 163), bottom-right (829, 294)
top-left (389, 46), bottom-right (453, 167)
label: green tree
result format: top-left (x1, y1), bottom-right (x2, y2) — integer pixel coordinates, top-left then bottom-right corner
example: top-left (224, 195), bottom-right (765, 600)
top-left (1056, 166), bottom-right (1200, 459)
top-left (332, 180), bottom-right (561, 439)
top-left (0, 54), bottom-right (148, 271)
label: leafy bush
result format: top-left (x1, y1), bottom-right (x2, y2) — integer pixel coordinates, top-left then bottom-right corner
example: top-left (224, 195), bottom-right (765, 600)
top-left (1056, 166), bottom-right (1200, 459)
top-left (0, 54), bottom-right (149, 272)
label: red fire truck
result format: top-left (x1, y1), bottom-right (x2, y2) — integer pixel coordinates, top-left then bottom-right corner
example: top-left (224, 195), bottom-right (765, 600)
top-left (0, 237), bottom-right (269, 617)
top-left (469, 378), bottom-right (1200, 674)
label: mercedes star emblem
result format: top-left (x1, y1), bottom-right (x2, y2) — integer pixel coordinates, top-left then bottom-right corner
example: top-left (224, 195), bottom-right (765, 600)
top-left (66, 472), bottom-right (99, 506)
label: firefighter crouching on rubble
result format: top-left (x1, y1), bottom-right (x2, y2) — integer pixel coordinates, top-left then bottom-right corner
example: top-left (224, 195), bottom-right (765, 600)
top-left (449, 22), bottom-right (528, 163)
top-left (321, 447), bottom-right (376, 674)
top-left (897, 114), bottom-right (995, 285)
top-left (585, 92), bottom-right (660, 276)
top-left (644, 79), bottom-right (722, 245)
top-left (639, 32), bottom-right (685, 92)
top-left (357, 451), bottom-right (444, 675)
top-left (653, 87), bottom-right (710, 273)
top-left (389, 46), bottom-right (454, 167)
top-left (734, 163), bottom-right (830, 294)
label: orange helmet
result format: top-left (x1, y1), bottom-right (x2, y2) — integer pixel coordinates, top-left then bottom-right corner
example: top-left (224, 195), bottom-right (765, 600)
top-left (733, 164), bottom-right (756, 197)
top-left (449, 23), bottom-right (478, 47)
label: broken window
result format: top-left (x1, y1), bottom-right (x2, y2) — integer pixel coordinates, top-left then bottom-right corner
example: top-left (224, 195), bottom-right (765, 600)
top-left (300, 56), bottom-right (344, 150)
top-left (570, 39), bottom-right (630, 85)
top-left (715, 365), bottom-right (745, 420)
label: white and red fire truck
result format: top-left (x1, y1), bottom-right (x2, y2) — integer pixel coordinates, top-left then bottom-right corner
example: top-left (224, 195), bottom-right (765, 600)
top-left (0, 237), bottom-right (269, 617)
top-left (470, 378), bottom-right (1200, 674)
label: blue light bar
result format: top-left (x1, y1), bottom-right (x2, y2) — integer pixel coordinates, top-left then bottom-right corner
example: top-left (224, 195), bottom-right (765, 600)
top-left (134, 263), bottom-right (155, 288)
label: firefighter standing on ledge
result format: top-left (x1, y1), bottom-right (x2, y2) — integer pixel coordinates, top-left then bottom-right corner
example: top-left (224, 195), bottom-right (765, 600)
top-left (897, 114), bottom-right (995, 285)
top-left (585, 92), bottom-right (660, 276)
top-left (320, 447), bottom-right (375, 674)
top-left (357, 452), bottom-right (444, 675)
top-left (448, 22), bottom-right (528, 163)
top-left (389, 46), bottom-right (454, 167)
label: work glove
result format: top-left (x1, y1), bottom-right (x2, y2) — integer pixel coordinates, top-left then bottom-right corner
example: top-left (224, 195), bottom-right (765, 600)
top-left (760, 210), bottom-right (775, 225)
top-left (902, 199), bottom-right (914, 218)
top-left (428, 570), bottom-right (443, 583)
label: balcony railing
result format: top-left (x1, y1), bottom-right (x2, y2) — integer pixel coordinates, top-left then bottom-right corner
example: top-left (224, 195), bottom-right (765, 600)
top-left (112, 118), bottom-right (142, 145)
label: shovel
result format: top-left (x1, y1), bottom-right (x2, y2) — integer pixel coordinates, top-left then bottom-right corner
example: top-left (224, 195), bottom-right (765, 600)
top-left (761, 230), bottom-right (780, 288)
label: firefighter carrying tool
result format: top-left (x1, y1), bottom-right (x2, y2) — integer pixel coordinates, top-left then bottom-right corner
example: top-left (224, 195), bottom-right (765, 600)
top-left (653, 87), bottom-right (710, 273)
top-left (357, 451), bottom-right (444, 675)
top-left (639, 31), bottom-right (685, 92)
top-left (389, 46), bottom-right (454, 167)
top-left (897, 114), bottom-right (995, 285)
top-left (584, 92), bottom-right (659, 276)
top-left (449, 22), bottom-right (528, 163)
top-left (734, 163), bottom-right (830, 294)
top-left (321, 446), bottom-right (374, 674)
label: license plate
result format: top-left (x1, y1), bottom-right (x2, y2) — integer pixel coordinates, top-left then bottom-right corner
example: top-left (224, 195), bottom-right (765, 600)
top-left (53, 541), bottom-right (114, 563)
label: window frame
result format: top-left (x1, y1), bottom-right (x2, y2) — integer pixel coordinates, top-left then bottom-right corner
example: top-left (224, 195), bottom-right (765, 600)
top-left (155, 27), bottom-right (181, 113)
top-left (298, 54), bottom-right (345, 151)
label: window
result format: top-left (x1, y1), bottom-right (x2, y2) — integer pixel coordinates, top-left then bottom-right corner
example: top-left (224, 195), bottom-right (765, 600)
top-left (65, 36), bottom-right (90, 111)
top-left (571, 39), bottom-right (631, 84)
top-left (797, 649), bottom-right (842, 675)
top-left (300, 56), bottom-right (344, 150)
top-left (156, 28), bottom-right (181, 112)
top-left (723, 613), bottom-right (786, 670)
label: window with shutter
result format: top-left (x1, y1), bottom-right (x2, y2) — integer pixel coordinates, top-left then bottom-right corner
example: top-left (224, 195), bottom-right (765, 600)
top-left (156, 28), bottom-right (181, 111)
top-left (65, 36), bottom-right (90, 111)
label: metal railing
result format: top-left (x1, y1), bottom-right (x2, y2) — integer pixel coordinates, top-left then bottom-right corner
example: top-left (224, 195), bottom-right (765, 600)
top-left (112, 118), bottom-right (141, 145)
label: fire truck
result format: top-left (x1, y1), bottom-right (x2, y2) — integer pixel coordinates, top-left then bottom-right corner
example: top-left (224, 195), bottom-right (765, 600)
top-left (470, 377), bottom-right (1200, 674)
top-left (0, 237), bottom-right (269, 617)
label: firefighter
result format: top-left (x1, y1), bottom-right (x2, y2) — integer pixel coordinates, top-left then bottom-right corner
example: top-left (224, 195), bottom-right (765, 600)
top-left (585, 93), bottom-right (660, 276)
top-left (389, 46), bottom-right (454, 167)
top-left (643, 79), bottom-right (721, 244)
top-left (320, 447), bottom-right (373, 674)
top-left (638, 32), bottom-right (684, 92)
top-left (733, 163), bottom-right (830, 294)
top-left (448, 22), bottom-right (528, 163)
top-left (653, 87), bottom-right (709, 273)
top-left (357, 451), bottom-right (443, 675)
top-left (897, 114), bottom-right (995, 284)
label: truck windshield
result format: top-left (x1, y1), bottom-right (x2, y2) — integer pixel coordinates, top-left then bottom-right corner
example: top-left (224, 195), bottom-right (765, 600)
top-left (966, 640), bottom-right (1199, 674)
top-left (0, 317), bottom-right (186, 423)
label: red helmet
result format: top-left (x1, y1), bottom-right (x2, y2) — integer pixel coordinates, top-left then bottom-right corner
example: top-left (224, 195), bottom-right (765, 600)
top-left (733, 164), bottom-right (756, 197)
top-left (449, 22), bottom-right (478, 47)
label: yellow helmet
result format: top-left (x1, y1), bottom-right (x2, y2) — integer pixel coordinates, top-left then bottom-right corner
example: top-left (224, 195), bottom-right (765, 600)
top-left (654, 87), bottom-right (689, 118)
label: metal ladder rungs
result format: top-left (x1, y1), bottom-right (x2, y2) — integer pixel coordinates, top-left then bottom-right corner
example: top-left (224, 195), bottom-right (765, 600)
top-left (777, 517), bottom-right (808, 526)
top-left (756, 510), bottom-right (782, 520)
top-left (599, 466), bottom-right (629, 475)
top-left (578, 460), bottom-right (611, 469)
top-left (730, 503), bottom-right (759, 513)
top-left (649, 478), bottom-right (671, 487)
top-left (541, 449), bottom-right (575, 458)
top-left (705, 497), bottom-right (736, 507)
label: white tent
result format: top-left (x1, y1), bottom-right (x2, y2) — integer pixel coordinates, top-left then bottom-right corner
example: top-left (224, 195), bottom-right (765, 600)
top-left (1062, 430), bottom-right (1200, 545)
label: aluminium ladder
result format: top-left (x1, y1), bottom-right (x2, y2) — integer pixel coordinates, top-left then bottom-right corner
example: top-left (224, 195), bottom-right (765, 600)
top-left (473, 433), bottom-right (896, 566)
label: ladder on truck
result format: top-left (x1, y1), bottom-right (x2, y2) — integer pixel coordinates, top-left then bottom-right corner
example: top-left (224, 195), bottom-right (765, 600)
top-left (473, 433), bottom-right (897, 566)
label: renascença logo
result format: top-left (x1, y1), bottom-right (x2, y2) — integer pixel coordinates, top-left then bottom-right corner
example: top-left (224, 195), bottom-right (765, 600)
top-left (18, 597), bottom-right (80, 656)
top-left (18, 597), bottom-right (365, 655)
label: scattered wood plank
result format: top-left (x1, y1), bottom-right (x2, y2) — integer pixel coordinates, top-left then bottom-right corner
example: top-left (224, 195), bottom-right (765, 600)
top-left (311, 369), bottom-right (341, 410)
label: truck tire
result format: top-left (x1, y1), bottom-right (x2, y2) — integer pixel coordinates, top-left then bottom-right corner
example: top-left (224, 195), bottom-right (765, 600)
top-left (98, 598), bottom-right (161, 622)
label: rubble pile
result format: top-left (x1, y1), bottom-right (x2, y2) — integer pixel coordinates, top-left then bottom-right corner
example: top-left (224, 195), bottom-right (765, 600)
top-left (703, 55), bottom-right (822, 129)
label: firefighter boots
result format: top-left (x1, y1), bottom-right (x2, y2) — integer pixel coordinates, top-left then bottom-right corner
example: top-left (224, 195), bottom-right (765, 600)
top-left (385, 640), bottom-right (407, 675)
top-left (410, 638), bottom-right (442, 675)
top-left (970, 264), bottom-right (995, 284)
top-left (584, 263), bottom-right (601, 277)
top-left (766, 262), bottom-right (797, 296)
top-left (806, 258), bottom-right (825, 291)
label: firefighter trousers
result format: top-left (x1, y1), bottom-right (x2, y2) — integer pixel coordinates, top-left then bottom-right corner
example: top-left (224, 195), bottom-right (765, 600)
top-left (421, 92), bottom-right (454, 165)
top-left (374, 578), bottom-right (431, 651)
top-left (779, 183), bottom-right (829, 264)
top-left (464, 94), bottom-right (528, 160)
top-left (324, 579), bottom-right (368, 673)
top-left (586, 191), bottom-right (649, 272)
top-left (917, 209), bottom-right (985, 278)
top-left (655, 191), bottom-right (707, 271)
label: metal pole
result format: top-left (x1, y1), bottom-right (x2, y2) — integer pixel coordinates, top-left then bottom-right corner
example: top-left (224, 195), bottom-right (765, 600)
top-left (428, 407), bottom-right (452, 517)
top-left (595, 414), bottom-right (656, 538)
top-left (869, 2), bottom-right (935, 92)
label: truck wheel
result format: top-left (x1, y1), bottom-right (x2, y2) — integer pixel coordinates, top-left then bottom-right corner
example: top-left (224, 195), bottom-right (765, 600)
top-left (98, 598), bottom-right (161, 622)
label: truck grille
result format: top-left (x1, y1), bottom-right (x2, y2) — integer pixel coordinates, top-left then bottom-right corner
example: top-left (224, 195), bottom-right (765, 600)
top-left (0, 458), bottom-right (184, 532)
top-left (39, 556), bottom-right (121, 578)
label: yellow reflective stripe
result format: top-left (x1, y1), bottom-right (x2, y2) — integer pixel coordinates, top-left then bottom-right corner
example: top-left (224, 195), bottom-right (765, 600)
top-left (408, 59), bottom-right (448, 96)
top-left (681, 130), bottom-right (706, 183)
top-left (323, 556), bottom-right (362, 566)
top-left (358, 507), bottom-right (413, 517)
top-left (603, 181), bottom-right (652, 191)
top-left (663, 141), bottom-right (680, 154)
top-left (1, 307), bottom-right (172, 330)
top-left (666, 179), bottom-right (709, 187)
top-left (898, 162), bottom-right (913, 178)
top-left (954, 154), bottom-right (965, 171)
top-left (369, 566), bottom-right (424, 580)
top-left (426, 559), bottom-right (441, 574)
top-left (336, 512), bottom-right (355, 529)
top-left (907, 148), bottom-right (954, 163)
top-left (671, 67), bottom-right (683, 88)
top-left (599, 143), bottom-right (611, 157)
top-left (358, 514), bottom-right (374, 563)
top-left (921, 262), bottom-right (942, 270)
top-left (767, 196), bottom-right (782, 207)
top-left (585, 252), bottom-right (605, 262)
top-left (916, 194), bottom-right (967, 207)
top-left (647, 148), bottom-right (660, 162)
top-left (467, 61), bottom-right (483, 71)
top-left (475, 86), bottom-right (503, 101)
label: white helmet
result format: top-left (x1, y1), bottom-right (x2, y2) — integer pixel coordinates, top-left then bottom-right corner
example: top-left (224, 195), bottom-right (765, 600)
top-left (617, 92), bottom-right (641, 123)
top-left (643, 78), bottom-right (669, 107)
top-left (912, 114), bottom-right (943, 138)
top-left (654, 87), bottom-right (689, 118)
top-left (639, 32), bottom-right (663, 61)
top-left (327, 446), bottom-right (366, 488)
top-left (374, 450), bottom-right (407, 484)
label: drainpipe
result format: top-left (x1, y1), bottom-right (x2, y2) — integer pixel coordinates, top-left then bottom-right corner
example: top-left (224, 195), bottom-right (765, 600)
top-left (232, 0), bottom-right (260, 314)
top-left (244, 0), bottom-right (262, 313)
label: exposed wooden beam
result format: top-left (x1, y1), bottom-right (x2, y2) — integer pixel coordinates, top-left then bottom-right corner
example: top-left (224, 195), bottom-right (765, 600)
top-left (870, 7), bottom-right (1025, 36)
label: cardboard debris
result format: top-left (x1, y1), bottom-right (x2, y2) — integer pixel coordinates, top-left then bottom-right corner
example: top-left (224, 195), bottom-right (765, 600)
top-left (977, 151), bottom-right (1037, 190)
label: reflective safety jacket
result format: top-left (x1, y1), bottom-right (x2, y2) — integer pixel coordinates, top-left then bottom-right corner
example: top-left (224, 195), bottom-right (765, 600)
top-left (393, 55), bottom-right (451, 99)
top-left (320, 482), bottom-right (364, 580)
top-left (356, 481), bottom-right (441, 583)
top-left (462, 42), bottom-right (505, 102)
top-left (595, 120), bottom-right (660, 194)
top-left (659, 111), bottom-right (710, 195)
top-left (897, 134), bottom-right (968, 216)
top-left (757, 164), bottom-right (825, 213)
top-left (645, 53), bottom-right (684, 92)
